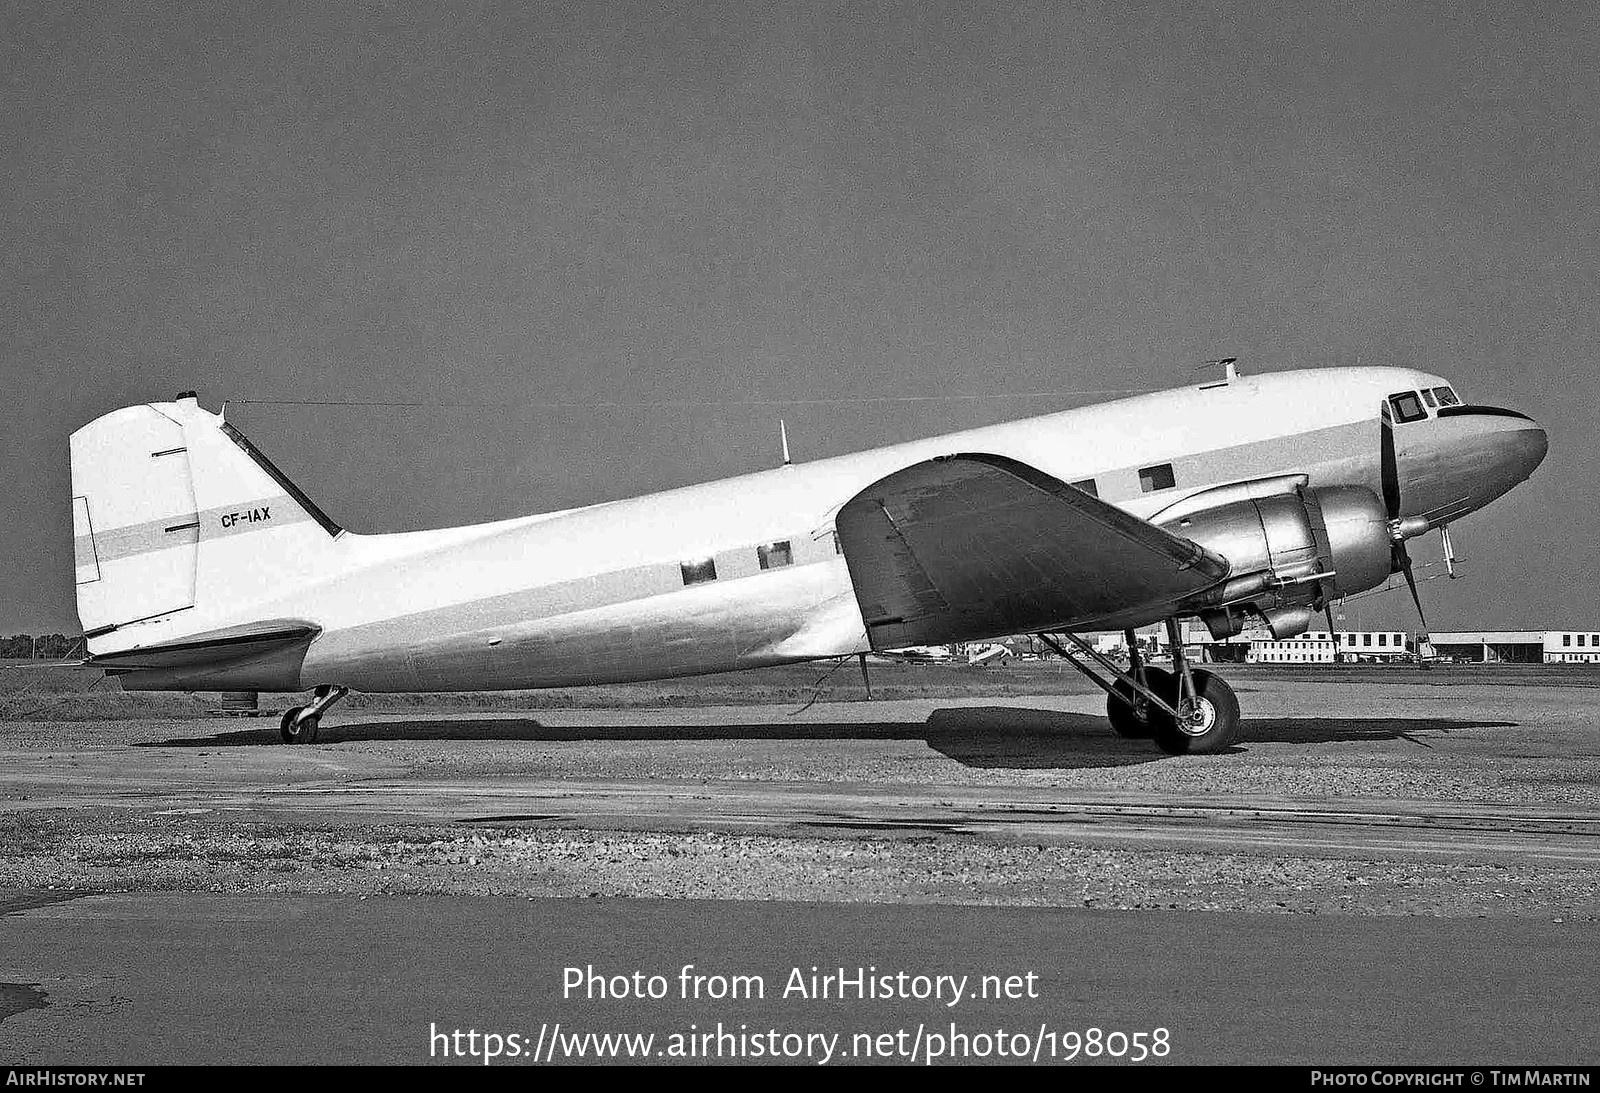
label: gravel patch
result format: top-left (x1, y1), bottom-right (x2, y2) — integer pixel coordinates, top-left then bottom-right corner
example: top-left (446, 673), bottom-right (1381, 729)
top-left (3, 812), bottom-right (1596, 920)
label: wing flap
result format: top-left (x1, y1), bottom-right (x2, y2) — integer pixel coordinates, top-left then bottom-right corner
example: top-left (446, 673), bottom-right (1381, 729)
top-left (837, 454), bottom-right (1228, 648)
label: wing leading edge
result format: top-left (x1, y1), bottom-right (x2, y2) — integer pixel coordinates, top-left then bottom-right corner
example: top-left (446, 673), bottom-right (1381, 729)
top-left (836, 453), bottom-right (1230, 649)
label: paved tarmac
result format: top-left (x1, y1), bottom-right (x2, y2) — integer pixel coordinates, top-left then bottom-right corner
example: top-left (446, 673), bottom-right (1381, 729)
top-left (2, 891), bottom-right (1596, 1065)
top-left (2, 675), bottom-right (1598, 1064)
top-left (4, 687), bottom-right (1598, 865)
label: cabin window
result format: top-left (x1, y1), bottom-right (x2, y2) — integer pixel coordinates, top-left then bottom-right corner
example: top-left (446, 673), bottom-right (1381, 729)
top-left (680, 558), bottom-right (717, 585)
top-left (757, 541), bottom-right (792, 570)
top-left (1433, 386), bottom-right (1461, 407)
top-left (1388, 392), bottom-right (1428, 423)
top-left (1138, 463), bottom-right (1175, 492)
top-left (1070, 478), bottom-right (1098, 497)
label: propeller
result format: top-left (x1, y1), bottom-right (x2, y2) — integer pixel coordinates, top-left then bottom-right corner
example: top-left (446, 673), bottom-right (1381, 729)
top-left (1380, 408), bottom-right (1432, 667)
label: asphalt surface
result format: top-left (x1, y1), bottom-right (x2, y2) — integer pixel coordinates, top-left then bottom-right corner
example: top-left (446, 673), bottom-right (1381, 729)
top-left (3, 892), bottom-right (1596, 1065)
top-left (2, 670), bottom-right (1598, 1064)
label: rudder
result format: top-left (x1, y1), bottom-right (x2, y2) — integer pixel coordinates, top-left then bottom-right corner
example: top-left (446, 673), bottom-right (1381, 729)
top-left (71, 392), bottom-right (343, 643)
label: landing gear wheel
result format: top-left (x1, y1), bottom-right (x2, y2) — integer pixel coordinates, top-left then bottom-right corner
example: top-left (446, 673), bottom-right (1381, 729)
top-left (1152, 669), bottom-right (1240, 756)
top-left (1107, 666), bottom-right (1174, 738)
top-left (279, 706), bottom-right (321, 745)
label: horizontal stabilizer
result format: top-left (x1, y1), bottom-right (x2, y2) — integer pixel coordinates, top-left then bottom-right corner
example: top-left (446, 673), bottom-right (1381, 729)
top-left (86, 620), bottom-right (320, 671)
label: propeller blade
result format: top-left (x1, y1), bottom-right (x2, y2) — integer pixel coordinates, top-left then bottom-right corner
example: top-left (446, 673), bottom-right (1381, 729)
top-left (1381, 401), bottom-right (1430, 668)
top-left (1395, 542), bottom-right (1433, 669)
top-left (1324, 603), bottom-right (1341, 663)
top-left (1380, 408), bottom-right (1402, 521)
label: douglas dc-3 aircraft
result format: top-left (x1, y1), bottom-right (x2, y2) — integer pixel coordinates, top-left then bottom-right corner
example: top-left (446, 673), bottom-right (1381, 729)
top-left (69, 365), bottom-right (1546, 754)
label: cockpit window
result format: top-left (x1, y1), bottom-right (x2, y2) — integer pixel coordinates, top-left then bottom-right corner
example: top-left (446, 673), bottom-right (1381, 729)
top-left (1388, 392), bottom-right (1428, 423)
top-left (1420, 388), bottom-right (1437, 409)
top-left (1432, 386), bottom-right (1461, 407)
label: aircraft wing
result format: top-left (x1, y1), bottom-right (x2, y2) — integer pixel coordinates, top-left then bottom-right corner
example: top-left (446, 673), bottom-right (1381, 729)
top-left (836, 453), bottom-right (1230, 649)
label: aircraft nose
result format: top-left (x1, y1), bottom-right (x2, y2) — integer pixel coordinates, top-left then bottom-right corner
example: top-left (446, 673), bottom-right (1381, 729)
top-left (1456, 408), bottom-right (1548, 501)
top-left (1493, 416), bottom-right (1548, 483)
top-left (1403, 405), bottom-right (1548, 522)
top-left (1514, 420), bottom-right (1548, 478)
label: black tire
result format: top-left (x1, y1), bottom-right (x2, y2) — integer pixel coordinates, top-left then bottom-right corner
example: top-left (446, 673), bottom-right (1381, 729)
top-left (1152, 669), bottom-right (1240, 755)
top-left (1107, 666), bottom-right (1174, 738)
top-left (279, 706), bottom-right (319, 745)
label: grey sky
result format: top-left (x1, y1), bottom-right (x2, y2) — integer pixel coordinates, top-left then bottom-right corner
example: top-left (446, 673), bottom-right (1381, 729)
top-left (3, 1), bottom-right (1595, 634)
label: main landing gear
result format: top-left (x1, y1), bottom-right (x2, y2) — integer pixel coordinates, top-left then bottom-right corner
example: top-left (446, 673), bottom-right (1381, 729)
top-left (1039, 621), bottom-right (1241, 755)
top-left (278, 684), bottom-right (349, 745)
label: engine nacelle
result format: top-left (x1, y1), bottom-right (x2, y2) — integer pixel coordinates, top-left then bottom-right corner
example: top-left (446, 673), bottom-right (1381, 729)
top-left (1316, 486), bottom-right (1396, 595)
top-left (1158, 485), bottom-right (1392, 639)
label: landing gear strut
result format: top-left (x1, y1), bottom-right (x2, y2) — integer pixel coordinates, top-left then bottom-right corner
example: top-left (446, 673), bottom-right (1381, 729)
top-left (278, 684), bottom-right (349, 745)
top-left (1105, 629), bottom-right (1171, 739)
top-left (1039, 622), bottom-right (1241, 755)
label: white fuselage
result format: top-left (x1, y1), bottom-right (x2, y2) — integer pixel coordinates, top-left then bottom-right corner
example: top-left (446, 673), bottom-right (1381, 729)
top-left (96, 366), bottom-right (1543, 691)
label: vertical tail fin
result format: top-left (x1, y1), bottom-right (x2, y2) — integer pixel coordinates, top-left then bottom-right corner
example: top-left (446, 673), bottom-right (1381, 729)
top-left (71, 393), bottom-right (343, 642)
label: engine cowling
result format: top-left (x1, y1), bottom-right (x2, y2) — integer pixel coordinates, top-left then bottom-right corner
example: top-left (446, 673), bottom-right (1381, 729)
top-left (1157, 485), bottom-right (1392, 639)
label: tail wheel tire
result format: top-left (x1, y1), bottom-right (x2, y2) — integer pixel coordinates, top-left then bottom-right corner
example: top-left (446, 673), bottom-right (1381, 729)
top-left (279, 706), bottom-right (320, 745)
top-left (1152, 669), bottom-right (1240, 755)
top-left (1107, 666), bottom-right (1175, 738)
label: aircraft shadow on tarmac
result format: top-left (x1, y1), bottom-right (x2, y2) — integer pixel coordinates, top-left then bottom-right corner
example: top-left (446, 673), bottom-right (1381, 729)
top-left (1241, 716), bottom-right (1515, 746)
top-left (138, 707), bottom-right (1517, 769)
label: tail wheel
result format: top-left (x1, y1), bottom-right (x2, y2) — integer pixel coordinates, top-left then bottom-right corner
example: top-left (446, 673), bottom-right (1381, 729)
top-left (1107, 666), bottom-right (1174, 738)
top-left (279, 706), bottom-right (320, 745)
top-left (1152, 669), bottom-right (1240, 755)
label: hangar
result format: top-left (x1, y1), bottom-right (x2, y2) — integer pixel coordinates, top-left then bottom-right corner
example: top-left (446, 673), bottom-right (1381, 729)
top-left (1429, 631), bottom-right (1600, 664)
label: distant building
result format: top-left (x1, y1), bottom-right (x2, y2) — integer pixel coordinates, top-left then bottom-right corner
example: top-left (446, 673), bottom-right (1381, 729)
top-left (1091, 633), bottom-right (1123, 655)
top-left (1084, 624), bottom-right (1197, 658)
top-left (1025, 626), bottom-right (1600, 666)
top-left (1547, 631), bottom-right (1600, 663)
top-left (1190, 627), bottom-right (1413, 664)
top-left (1430, 630), bottom-right (1600, 664)
top-left (1244, 630), bottom-right (1411, 664)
